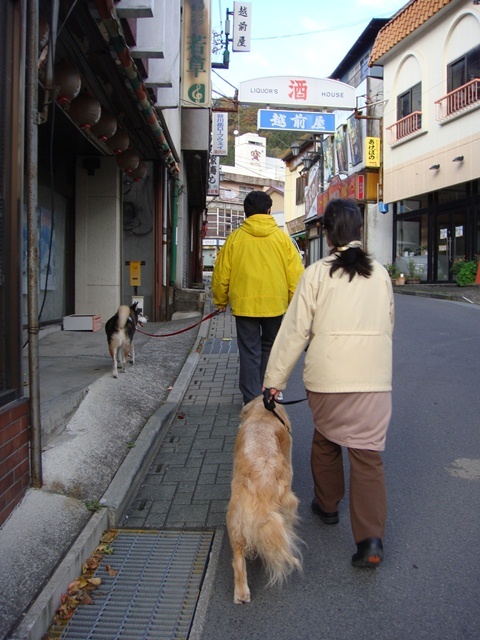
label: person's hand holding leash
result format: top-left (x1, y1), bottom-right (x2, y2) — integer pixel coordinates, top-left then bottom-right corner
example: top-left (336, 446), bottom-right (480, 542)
top-left (262, 386), bottom-right (281, 400)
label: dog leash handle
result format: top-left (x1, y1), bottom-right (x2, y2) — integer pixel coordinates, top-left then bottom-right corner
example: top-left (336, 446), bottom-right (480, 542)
top-left (263, 388), bottom-right (307, 408)
top-left (262, 388), bottom-right (276, 412)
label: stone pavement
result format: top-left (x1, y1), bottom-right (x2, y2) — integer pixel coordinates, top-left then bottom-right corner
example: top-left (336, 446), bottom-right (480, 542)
top-left (120, 283), bottom-right (480, 532)
top-left (7, 283), bottom-right (480, 639)
top-left (121, 307), bottom-right (243, 530)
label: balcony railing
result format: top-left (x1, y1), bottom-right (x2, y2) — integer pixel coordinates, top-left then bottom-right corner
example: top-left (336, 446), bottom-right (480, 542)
top-left (435, 78), bottom-right (480, 121)
top-left (386, 111), bottom-right (422, 144)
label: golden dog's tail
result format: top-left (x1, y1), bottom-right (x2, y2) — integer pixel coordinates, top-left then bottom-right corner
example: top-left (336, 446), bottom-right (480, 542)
top-left (253, 511), bottom-right (303, 586)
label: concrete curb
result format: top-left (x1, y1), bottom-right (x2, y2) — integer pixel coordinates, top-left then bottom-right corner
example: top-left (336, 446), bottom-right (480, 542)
top-left (103, 402), bottom-right (177, 527)
top-left (11, 509), bottom-right (109, 640)
top-left (12, 314), bottom-right (212, 640)
top-left (188, 528), bottom-right (225, 640)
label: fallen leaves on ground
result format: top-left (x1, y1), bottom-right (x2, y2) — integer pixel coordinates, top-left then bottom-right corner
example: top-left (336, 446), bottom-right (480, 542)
top-left (43, 529), bottom-right (119, 639)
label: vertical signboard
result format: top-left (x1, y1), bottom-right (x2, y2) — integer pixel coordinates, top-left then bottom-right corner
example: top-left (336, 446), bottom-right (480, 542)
top-left (208, 156), bottom-right (220, 196)
top-left (232, 2), bottom-right (251, 52)
top-left (365, 137), bottom-right (380, 168)
top-left (182, 0), bottom-right (211, 107)
top-left (212, 112), bottom-right (228, 156)
top-left (357, 174), bottom-right (365, 200)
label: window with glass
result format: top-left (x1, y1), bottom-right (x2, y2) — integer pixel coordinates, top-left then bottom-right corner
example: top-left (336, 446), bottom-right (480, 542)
top-left (238, 186), bottom-right (249, 202)
top-left (295, 174), bottom-right (307, 205)
top-left (397, 83), bottom-right (422, 119)
top-left (394, 82), bottom-right (422, 139)
top-left (395, 214), bottom-right (429, 281)
top-left (447, 45), bottom-right (480, 91)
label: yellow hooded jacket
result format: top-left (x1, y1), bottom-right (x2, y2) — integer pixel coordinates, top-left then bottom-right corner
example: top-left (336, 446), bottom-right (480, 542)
top-left (211, 214), bottom-right (304, 317)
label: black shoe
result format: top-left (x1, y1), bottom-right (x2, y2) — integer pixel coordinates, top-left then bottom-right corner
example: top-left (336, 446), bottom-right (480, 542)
top-left (351, 537), bottom-right (383, 568)
top-left (311, 499), bottom-right (339, 525)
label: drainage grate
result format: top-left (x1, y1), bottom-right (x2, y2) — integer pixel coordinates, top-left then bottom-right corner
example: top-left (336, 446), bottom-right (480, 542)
top-left (200, 337), bottom-right (238, 355)
top-left (56, 530), bottom-right (214, 640)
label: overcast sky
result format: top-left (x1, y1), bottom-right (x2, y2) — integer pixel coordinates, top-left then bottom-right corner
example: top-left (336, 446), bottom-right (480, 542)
top-left (211, 0), bottom-right (406, 98)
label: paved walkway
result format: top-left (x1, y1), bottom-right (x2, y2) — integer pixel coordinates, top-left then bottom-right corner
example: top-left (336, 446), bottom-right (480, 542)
top-left (8, 283), bottom-right (480, 639)
top-left (121, 307), bottom-right (242, 530)
top-left (120, 283), bottom-right (480, 531)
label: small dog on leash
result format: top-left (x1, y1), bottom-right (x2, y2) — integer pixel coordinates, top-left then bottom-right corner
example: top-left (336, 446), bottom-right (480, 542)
top-left (105, 302), bottom-right (147, 378)
top-left (226, 395), bottom-right (302, 604)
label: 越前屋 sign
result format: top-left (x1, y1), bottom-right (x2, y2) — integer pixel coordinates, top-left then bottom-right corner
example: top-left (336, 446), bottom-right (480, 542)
top-left (257, 109), bottom-right (335, 134)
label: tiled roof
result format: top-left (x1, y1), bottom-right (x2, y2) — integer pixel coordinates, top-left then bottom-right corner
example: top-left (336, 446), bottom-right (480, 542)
top-left (369, 0), bottom-right (453, 65)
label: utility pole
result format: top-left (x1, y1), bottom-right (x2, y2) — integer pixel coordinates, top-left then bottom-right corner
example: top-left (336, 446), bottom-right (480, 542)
top-left (212, 8), bottom-right (233, 69)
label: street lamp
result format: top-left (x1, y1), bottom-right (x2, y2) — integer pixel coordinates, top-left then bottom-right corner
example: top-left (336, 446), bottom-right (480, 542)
top-left (302, 154), bottom-right (315, 170)
top-left (290, 141), bottom-right (300, 157)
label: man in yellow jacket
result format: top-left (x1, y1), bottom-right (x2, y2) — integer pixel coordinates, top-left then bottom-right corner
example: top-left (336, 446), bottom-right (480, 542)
top-left (212, 190), bottom-right (304, 404)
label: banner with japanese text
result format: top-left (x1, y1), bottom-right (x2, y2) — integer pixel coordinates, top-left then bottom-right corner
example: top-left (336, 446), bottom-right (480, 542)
top-left (232, 2), bottom-right (251, 52)
top-left (365, 137), bottom-right (381, 167)
top-left (212, 112), bottom-right (228, 155)
top-left (207, 156), bottom-right (220, 196)
top-left (181, 0), bottom-right (211, 107)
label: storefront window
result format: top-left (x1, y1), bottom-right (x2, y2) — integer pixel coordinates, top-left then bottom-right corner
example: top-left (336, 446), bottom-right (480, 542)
top-left (395, 214), bottom-right (429, 281)
top-left (397, 194), bottom-right (428, 212)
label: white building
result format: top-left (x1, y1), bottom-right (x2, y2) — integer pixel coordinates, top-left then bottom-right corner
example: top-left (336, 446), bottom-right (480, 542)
top-left (370, 0), bottom-right (480, 282)
top-left (204, 133), bottom-right (285, 269)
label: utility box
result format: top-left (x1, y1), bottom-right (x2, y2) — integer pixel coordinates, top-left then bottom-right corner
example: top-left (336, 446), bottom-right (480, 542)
top-left (63, 314), bottom-right (102, 332)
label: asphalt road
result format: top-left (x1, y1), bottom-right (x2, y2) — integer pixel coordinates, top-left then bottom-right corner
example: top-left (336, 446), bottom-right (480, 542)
top-left (198, 294), bottom-right (480, 640)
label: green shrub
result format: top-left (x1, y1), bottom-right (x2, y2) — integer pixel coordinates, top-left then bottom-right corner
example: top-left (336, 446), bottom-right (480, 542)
top-left (384, 262), bottom-right (400, 279)
top-left (452, 260), bottom-right (478, 287)
top-left (407, 259), bottom-right (417, 279)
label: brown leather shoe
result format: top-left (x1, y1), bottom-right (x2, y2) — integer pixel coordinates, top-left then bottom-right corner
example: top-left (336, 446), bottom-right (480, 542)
top-left (351, 537), bottom-right (383, 568)
top-left (311, 499), bottom-right (339, 525)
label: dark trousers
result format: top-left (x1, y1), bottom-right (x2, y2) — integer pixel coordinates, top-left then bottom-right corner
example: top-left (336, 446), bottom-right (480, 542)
top-left (235, 315), bottom-right (283, 404)
top-left (310, 429), bottom-right (387, 543)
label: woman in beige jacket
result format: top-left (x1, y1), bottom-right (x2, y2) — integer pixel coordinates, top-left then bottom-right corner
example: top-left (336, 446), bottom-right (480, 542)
top-left (263, 198), bottom-right (394, 568)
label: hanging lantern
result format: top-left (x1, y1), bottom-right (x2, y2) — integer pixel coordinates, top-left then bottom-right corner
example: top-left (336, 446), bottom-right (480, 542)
top-left (105, 129), bottom-right (130, 155)
top-left (90, 109), bottom-right (117, 141)
top-left (69, 94), bottom-right (101, 129)
top-left (116, 149), bottom-right (140, 174)
top-left (54, 62), bottom-right (81, 106)
top-left (130, 161), bottom-right (148, 182)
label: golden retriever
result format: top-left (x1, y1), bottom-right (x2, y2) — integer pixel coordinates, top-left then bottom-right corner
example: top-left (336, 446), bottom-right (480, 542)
top-left (226, 396), bottom-right (302, 604)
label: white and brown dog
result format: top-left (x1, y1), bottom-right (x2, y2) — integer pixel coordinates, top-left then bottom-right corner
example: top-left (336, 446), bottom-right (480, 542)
top-left (226, 395), bottom-right (302, 604)
top-left (105, 302), bottom-right (147, 378)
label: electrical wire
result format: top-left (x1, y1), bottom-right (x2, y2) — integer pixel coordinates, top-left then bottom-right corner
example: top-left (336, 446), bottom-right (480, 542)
top-left (57, 0), bottom-right (79, 36)
top-left (213, 69), bottom-right (238, 91)
top-left (253, 16), bottom-right (379, 41)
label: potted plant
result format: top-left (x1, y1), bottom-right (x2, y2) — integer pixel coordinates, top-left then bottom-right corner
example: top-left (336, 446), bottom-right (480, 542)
top-left (384, 262), bottom-right (401, 283)
top-left (406, 259), bottom-right (421, 284)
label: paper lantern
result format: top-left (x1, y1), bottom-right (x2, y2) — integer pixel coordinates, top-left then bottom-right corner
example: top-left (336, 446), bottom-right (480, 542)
top-left (105, 129), bottom-right (130, 155)
top-left (69, 94), bottom-right (101, 129)
top-left (130, 161), bottom-right (148, 182)
top-left (116, 149), bottom-right (140, 173)
top-left (90, 109), bottom-right (117, 141)
top-left (54, 62), bottom-right (81, 106)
